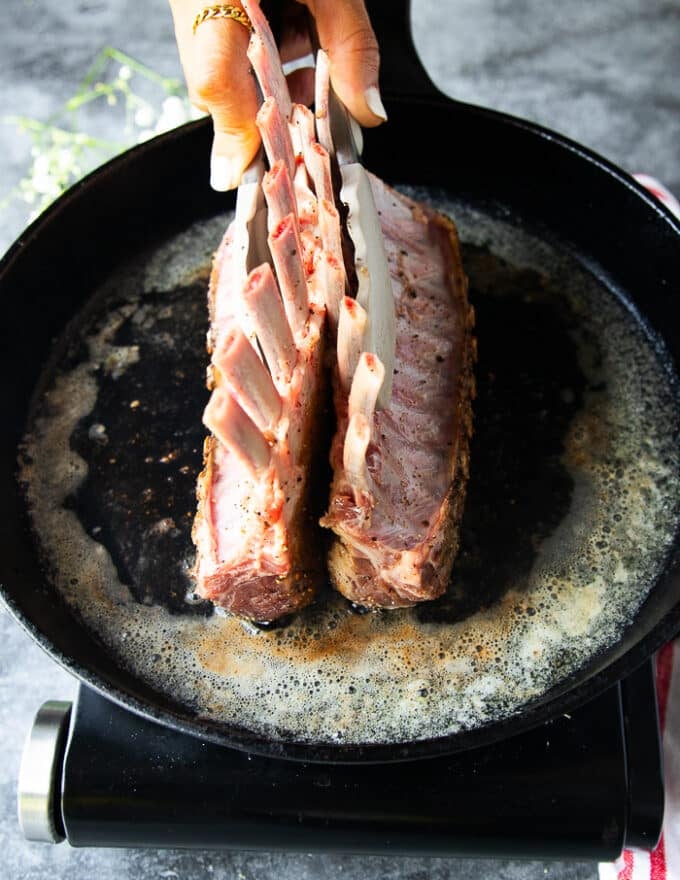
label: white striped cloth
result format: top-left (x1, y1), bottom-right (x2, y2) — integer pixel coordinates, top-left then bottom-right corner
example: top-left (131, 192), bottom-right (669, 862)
top-left (598, 174), bottom-right (680, 880)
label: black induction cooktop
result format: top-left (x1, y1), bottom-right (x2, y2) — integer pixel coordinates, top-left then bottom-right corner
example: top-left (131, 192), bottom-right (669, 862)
top-left (17, 658), bottom-right (663, 860)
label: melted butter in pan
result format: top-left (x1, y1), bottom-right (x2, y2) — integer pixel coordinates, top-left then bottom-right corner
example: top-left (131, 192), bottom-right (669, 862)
top-left (18, 204), bottom-right (680, 745)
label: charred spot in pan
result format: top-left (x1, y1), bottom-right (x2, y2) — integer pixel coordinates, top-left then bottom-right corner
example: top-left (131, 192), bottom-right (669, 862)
top-left (69, 281), bottom-right (211, 615)
top-left (251, 614), bottom-right (295, 631)
top-left (347, 600), bottom-right (372, 615)
top-left (417, 244), bottom-right (586, 626)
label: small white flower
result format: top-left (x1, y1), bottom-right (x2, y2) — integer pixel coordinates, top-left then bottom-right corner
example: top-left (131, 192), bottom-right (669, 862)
top-left (57, 149), bottom-right (75, 171)
top-left (136, 128), bottom-right (155, 143)
top-left (32, 154), bottom-right (50, 178)
top-left (118, 65), bottom-right (132, 81)
top-left (134, 105), bottom-right (155, 128)
top-left (155, 95), bottom-right (188, 132)
top-left (32, 169), bottom-right (56, 195)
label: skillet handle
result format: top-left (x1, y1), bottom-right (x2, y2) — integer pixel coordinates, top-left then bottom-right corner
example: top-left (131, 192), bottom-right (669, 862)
top-left (367, 0), bottom-right (442, 100)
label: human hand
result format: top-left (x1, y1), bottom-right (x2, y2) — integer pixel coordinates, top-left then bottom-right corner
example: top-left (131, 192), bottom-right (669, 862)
top-left (168, 0), bottom-right (387, 192)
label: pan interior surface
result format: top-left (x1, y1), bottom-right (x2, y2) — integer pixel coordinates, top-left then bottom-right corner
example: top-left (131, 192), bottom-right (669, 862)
top-left (17, 187), bottom-right (680, 748)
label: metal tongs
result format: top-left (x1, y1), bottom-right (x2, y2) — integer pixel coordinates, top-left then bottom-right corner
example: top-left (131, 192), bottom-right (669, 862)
top-left (321, 65), bottom-right (396, 409)
top-left (234, 23), bottom-right (396, 408)
top-left (233, 151), bottom-right (268, 281)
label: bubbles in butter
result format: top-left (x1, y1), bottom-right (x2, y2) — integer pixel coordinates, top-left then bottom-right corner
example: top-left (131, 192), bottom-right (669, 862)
top-left (18, 201), bottom-right (680, 746)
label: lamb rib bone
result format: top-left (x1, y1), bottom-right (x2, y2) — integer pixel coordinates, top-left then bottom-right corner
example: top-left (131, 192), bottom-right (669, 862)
top-left (337, 296), bottom-right (368, 392)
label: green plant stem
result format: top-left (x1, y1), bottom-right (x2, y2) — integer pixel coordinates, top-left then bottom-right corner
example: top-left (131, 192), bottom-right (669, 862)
top-left (0, 45), bottom-right (188, 222)
top-left (0, 116), bottom-right (124, 151)
top-left (104, 47), bottom-right (183, 92)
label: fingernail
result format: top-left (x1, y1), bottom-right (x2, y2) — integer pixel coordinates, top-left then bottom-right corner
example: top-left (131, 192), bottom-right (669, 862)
top-left (364, 86), bottom-right (387, 122)
top-left (210, 155), bottom-right (240, 192)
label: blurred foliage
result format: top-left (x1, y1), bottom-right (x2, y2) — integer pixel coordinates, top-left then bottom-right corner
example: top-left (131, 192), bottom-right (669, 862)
top-left (1, 47), bottom-right (202, 220)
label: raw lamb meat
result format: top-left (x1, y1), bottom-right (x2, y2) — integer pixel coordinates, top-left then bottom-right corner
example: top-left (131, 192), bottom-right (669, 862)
top-left (191, 0), bottom-right (345, 621)
top-left (321, 181), bottom-right (475, 608)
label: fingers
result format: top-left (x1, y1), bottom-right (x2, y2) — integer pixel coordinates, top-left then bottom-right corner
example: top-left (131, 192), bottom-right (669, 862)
top-left (168, 0), bottom-right (386, 192)
top-left (299, 0), bottom-right (386, 127)
top-left (169, 0), bottom-right (261, 190)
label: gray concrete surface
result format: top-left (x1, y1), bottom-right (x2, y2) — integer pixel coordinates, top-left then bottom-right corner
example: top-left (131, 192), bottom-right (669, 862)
top-left (2, 0), bottom-right (678, 877)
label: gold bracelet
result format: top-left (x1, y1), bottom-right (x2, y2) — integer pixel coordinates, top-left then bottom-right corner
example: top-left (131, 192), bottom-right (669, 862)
top-left (192, 5), bottom-right (252, 35)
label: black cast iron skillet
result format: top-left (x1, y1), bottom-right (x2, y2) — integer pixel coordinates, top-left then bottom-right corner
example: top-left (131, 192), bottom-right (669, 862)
top-left (2, 0), bottom-right (680, 763)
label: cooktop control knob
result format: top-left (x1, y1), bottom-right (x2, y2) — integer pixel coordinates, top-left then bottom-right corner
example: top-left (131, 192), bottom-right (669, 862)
top-left (18, 700), bottom-right (72, 843)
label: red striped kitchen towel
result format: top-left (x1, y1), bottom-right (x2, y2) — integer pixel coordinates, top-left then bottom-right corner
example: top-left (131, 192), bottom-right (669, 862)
top-left (598, 641), bottom-right (679, 880)
top-left (598, 171), bottom-right (680, 880)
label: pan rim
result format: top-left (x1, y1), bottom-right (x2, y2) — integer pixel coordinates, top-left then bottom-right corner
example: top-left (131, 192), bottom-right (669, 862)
top-left (3, 105), bottom-right (680, 764)
top-left (3, 582), bottom-right (680, 764)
